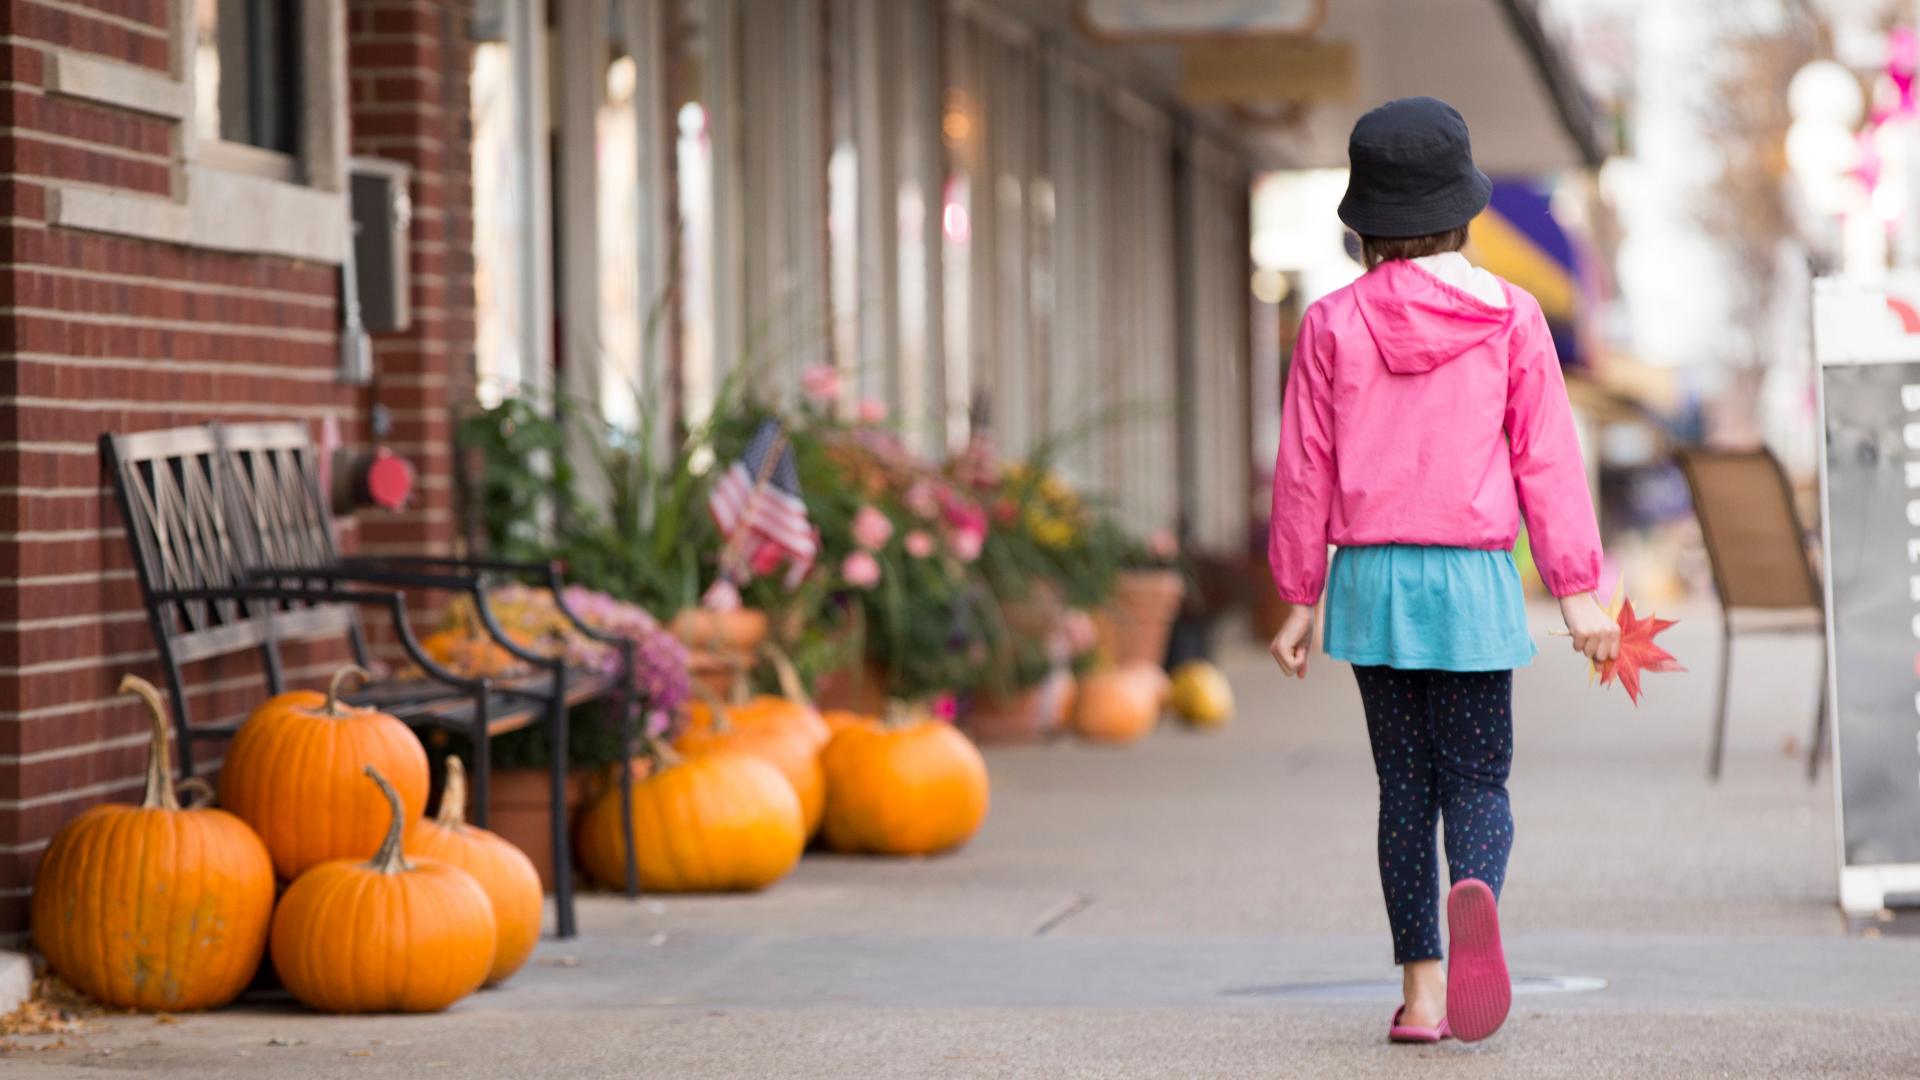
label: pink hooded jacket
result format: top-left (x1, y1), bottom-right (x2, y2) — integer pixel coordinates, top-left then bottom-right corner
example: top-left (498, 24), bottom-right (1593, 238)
top-left (1267, 258), bottom-right (1602, 605)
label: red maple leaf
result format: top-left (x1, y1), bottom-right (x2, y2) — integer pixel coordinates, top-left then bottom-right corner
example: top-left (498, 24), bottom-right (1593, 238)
top-left (1596, 599), bottom-right (1685, 706)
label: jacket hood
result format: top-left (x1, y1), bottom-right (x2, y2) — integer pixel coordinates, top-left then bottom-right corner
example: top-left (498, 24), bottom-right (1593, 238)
top-left (1350, 259), bottom-right (1512, 374)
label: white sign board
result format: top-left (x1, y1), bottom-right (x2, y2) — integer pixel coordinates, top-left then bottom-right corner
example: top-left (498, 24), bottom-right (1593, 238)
top-left (1077, 0), bottom-right (1323, 39)
top-left (1813, 274), bottom-right (1920, 914)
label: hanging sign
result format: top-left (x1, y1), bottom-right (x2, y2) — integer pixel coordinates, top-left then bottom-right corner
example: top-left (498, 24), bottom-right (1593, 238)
top-left (1813, 273), bottom-right (1920, 914)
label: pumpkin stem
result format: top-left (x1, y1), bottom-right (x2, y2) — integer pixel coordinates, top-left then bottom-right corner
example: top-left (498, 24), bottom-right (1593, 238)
top-left (326, 664), bottom-right (372, 716)
top-left (642, 732), bottom-right (683, 771)
top-left (688, 680), bottom-right (732, 733)
top-left (762, 643), bottom-right (812, 709)
top-left (121, 674), bottom-right (180, 811)
top-left (434, 756), bottom-right (469, 830)
top-left (882, 698), bottom-right (920, 730)
top-left (363, 765), bottom-right (412, 875)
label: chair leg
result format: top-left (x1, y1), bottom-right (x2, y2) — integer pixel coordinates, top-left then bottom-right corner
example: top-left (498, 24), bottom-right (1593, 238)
top-left (548, 677), bottom-right (577, 940)
top-left (1808, 635), bottom-right (1830, 783)
top-left (1708, 622), bottom-right (1733, 782)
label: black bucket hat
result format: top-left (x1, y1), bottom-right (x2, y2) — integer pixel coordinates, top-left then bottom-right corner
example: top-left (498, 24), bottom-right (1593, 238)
top-left (1337, 97), bottom-right (1492, 239)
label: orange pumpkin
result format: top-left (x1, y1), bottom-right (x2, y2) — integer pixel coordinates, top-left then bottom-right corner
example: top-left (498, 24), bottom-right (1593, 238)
top-left (676, 694), bottom-right (825, 836)
top-left (419, 626), bottom-right (524, 679)
top-left (1072, 664), bottom-right (1165, 744)
top-left (271, 766), bottom-right (497, 1013)
top-left (32, 676), bottom-right (275, 1011)
top-left (684, 646), bottom-right (831, 751)
top-left (407, 757), bottom-right (544, 986)
top-left (820, 706), bottom-right (990, 856)
top-left (577, 746), bottom-right (804, 892)
top-left (219, 665), bottom-right (430, 879)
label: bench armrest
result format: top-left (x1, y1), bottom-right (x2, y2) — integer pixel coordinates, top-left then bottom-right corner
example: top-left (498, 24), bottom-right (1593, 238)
top-left (152, 584), bottom-right (489, 693)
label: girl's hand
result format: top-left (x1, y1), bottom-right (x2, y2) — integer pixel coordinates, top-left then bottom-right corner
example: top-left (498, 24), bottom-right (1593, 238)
top-left (1269, 604), bottom-right (1316, 679)
top-left (1559, 591), bottom-right (1621, 664)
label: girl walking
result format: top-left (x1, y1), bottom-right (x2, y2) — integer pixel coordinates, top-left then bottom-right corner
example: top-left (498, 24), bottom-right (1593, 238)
top-left (1266, 97), bottom-right (1618, 1044)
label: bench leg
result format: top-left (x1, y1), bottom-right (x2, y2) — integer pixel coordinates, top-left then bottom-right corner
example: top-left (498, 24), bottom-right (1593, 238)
top-left (548, 680), bottom-right (577, 940)
top-left (469, 719), bottom-right (492, 829)
top-left (618, 693), bottom-right (640, 899)
top-left (1808, 633), bottom-right (1829, 783)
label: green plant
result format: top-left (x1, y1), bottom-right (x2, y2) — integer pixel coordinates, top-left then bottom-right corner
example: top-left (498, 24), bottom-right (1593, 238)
top-left (457, 396), bottom-right (576, 564)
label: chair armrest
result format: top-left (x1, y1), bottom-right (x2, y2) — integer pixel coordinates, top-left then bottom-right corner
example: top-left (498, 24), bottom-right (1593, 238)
top-left (543, 566), bottom-right (629, 647)
top-left (152, 584), bottom-right (489, 693)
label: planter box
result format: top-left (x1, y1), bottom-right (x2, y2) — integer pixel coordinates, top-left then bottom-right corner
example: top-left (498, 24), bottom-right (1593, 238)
top-left (487, 767), bottom-right (592, 893)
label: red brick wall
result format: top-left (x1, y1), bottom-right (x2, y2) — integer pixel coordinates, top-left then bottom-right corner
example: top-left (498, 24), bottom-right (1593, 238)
top-left (0, 0), bottom-right (475, 939)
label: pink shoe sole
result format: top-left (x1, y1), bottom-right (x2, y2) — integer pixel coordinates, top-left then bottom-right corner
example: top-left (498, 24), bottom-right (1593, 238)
top-left (1445, 879), bottom-right (1511, 1043)
top-left (1387, 1006), bottom-right (1449, 1044)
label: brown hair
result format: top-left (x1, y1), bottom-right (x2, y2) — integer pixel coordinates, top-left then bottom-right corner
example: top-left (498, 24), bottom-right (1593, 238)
top-left (1359, 225), bottom-right (1470, 270)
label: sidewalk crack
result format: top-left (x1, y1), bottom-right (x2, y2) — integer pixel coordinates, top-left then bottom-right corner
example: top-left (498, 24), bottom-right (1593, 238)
top-left (1033, 893), bottom-right (1093, 937)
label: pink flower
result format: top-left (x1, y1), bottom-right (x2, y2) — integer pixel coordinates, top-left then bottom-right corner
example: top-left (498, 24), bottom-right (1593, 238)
top-left (750, 543), bottom-right (786, 577)
top-left (942, 498), bottom-right (988, 537)
top-left (903, 480), bottom-right (940, 520)
top-left (1148, 529), bottom-right (1179, 560)
top-left (700, 579), bottom-right (742, 612)
top-left (904, 530), bottom-right (936, 559)
top-left (800, 363), bottom-right (841, 406)
top-left (841, 550), bottom-right (881, 589)
top-left (1061, 609), bottom-right (1098, 655)
top-left (858, 398), bottom-right (888, 424)
top-left (947, 527), bottom-right (984, 563)
top-left (851, 505), bottom-right (894, 550)
top-left (930, 693), bottom-right (958, 722)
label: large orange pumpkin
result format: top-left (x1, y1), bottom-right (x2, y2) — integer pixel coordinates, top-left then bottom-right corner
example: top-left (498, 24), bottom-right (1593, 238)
top-left (271, 766), bottom-right (497, 1014)
top-left (820, 706), bottom-right (990, 856)
top-left (406, 757), bottom-right (544, 986)
top-left (32, 676), bottom-right (275, 1011)
top-left (577, 746), bottom-right (804, 892)
top-left (1072, 664), bottom-right (1165, 744)
top-left (675, 694), bottom-right (825, 836)
top-left (219, 665), bottom-right (430, 879)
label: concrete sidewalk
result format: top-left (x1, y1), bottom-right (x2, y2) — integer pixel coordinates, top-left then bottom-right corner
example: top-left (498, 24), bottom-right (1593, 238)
top-left (10, 606), bottom-right (1919, 1078)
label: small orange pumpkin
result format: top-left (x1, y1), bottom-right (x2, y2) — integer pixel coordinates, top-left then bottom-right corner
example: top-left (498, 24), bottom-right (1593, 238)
top-left (683, 645), bottom-right (831, 751)
top-left (219, 665), bottom-right (430, 879)
top-left (407, 757), bottom-right (544, 986)
top-left (676, 691), bottom-right (825, 836)
top-left (32, 676), bottom-right (275, 1011)
top-left (419, 626), bottom-right (524, 679)
top-left (271, 766), bottom-right (497, 1014)
top-left (577, 745), bottom-right (804, 892)
top-left (820, 705), bottom-right (990, 856)
top-left (1072, 664), bottom-right (1165, 744)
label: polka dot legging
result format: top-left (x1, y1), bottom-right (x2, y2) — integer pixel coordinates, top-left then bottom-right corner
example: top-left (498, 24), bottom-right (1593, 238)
top-left (1353, 665), bottom-right (1514, 965)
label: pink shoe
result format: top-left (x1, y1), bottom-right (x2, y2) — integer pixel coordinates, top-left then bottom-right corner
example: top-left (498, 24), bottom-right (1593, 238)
top-left (1445, 879), bottom-right (1512, 1042)
top-left (1387, 1006), bottom-right (1450, 1044)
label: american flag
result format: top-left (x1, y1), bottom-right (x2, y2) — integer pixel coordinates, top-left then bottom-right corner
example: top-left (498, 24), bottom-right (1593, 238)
top-left (708, 419), bottom-right (816, 589)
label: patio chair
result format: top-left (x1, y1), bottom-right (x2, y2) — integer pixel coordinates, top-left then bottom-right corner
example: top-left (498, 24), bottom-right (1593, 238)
top-left (102, 422), bottom-right (644, 938)
top-left (1675, 447), bottom-right (1827, 783)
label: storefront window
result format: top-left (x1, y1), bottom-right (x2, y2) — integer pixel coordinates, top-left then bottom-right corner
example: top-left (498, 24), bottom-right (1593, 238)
top-left (599, 54), bottom-right (643, 429)
top-left (471, 39), bottom-right (525, 404)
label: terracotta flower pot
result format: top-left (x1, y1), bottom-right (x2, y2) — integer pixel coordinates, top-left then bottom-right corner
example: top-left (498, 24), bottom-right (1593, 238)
top-left (1100, 569), bottom-right (1185, 666)
top-left (963, 669), bottom-right (1075, 742)
top-left (673, 607), bottom-right (769, 699)
top-left (814, 659), bottom-right (889, 716)
top-left (486, 767), bottom-right (591, 893)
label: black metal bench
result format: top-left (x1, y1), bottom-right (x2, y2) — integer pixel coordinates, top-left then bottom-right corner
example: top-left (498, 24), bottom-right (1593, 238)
top-left (102, 421), bottom-right (645, 939)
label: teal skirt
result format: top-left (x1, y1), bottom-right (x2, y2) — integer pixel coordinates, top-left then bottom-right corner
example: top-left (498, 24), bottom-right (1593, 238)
top-left (1323, 545), bottom-right (1536, 672)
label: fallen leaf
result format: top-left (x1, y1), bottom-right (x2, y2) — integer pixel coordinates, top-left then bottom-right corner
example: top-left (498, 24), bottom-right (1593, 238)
top-left (1597, 599), bottom-right (1685, 705)
top-left (154, 1015), bottom-right (181, 1026)
top-left (538, 955), bottom-right (581, 968)
top-left (266, 1037), bottom-right (306, 1047)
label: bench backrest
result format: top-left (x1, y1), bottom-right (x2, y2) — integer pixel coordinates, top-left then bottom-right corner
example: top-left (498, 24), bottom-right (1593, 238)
top-left (101, 423), bottom-right (359, 705)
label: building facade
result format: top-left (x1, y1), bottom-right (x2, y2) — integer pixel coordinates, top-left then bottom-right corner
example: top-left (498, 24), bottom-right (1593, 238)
top-left (0, 0), bottom-right (1259, 939)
